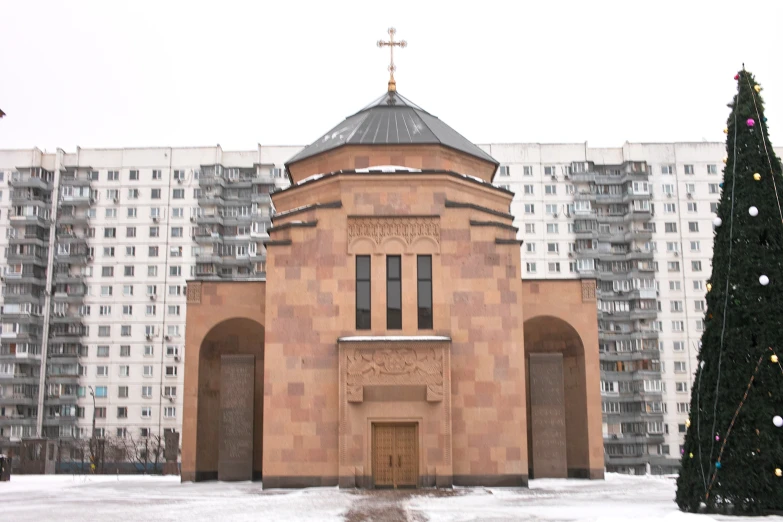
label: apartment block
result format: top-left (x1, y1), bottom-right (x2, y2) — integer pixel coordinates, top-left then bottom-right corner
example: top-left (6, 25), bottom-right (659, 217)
top-left (2, 141), bottom-right (776, 475)
top-left (486, 141), bottom-right (783, 473)
top-left (0, 145), bottom-right (295, 452)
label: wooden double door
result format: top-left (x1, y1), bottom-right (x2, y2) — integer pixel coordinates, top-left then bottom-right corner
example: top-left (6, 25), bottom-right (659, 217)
top-left (372, 423), bottom-right (418, 488)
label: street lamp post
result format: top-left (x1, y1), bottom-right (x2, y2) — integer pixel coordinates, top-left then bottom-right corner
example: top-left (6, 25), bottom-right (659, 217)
top-left (88, 386), bottom-right (96, 473)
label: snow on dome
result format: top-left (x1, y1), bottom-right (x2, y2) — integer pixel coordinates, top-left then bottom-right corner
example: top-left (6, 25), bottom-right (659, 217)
top-left (354, 165), bottom-right (422, 173)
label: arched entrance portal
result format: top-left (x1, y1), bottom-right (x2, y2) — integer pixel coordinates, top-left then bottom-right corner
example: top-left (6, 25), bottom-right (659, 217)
top-left (524, 315), bottom-right (591, 479)
top-left (196, 318), bottom-right (264, 481)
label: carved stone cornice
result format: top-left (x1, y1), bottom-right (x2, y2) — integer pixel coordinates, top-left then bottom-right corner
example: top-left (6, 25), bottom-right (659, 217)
top-left (347, 216), bottom-right (440, 250)
top-left (344, 346), bottom-right (444, 402)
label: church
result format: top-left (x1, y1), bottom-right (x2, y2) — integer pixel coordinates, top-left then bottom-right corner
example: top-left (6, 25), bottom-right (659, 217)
top-left (181, 31), bottom-right (604, 488)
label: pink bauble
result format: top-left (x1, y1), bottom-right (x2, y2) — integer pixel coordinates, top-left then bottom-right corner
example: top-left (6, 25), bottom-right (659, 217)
top-left (747, 118), bottom-right (755, 127)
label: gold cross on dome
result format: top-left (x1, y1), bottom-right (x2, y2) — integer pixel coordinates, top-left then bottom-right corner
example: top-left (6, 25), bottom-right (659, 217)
top-left (377, 27), bottom-right (407, 92)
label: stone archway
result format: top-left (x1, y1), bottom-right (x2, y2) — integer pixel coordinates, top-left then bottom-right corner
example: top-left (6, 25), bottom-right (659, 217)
top-left (524, 315), bottom-right (594, 479)
top-left (181, 280), bottom-right (266, 482)
top-left (196, 318), bottom-right (265, 481)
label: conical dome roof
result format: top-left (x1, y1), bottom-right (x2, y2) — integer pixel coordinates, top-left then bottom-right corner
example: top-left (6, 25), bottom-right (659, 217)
top-left (285, 91), bottom-right (497, 168)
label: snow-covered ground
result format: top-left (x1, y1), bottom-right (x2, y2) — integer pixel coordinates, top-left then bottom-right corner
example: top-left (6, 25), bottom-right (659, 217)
top-left (0, 473), bottom-right (780, 521)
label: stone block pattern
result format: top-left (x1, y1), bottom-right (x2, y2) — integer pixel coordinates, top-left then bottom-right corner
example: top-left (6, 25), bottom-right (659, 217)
top-left (264, 172), bottom-right (524, 486)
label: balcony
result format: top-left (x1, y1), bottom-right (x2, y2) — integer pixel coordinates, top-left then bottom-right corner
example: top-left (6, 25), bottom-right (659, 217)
top-left (626, 250), bottom-right (655, 261)
top-left (53, 273), bottom-right (85, 284)
top-left (196, 214), bottom-right (224, 226)
top-left (199, 176), bottom-right (227, 188)
top-left (0, 416), bottom-right (38, 427)
top-left (629, 309), bottom-right (657, 321)
top-left (197, 194), bottom-right (225, 206)
top-left (10, 175), bottom-right (51, 191)
top-left (0, 373), bottom-right (39, 385)
top-left (57, 214), bottom-right (90, 226)
top-left (59, 174), bottom-right (93, 187)
top-left (50, 314), bottom-right (85, 325)
top-left (8, 213), bottom-right (49, 226)
top-left (0, 394), bottom-right (38, 407)
top-left (595, 214), bottom-right (626, 224)
top-left (625, 229), bottom-right (653, 242)
top-left (60, 194), bottom-right (92, 207)
top-left (53, 251), bottom-right (89, 265)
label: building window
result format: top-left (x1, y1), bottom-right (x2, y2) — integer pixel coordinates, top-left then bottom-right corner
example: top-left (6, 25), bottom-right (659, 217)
top-left (98, 326), bottom-right (110, 337)
top-left (525, 243), bottom-right (536, 253)
top-left (151, 188), bottom-right (161, 199)
top-left (387, 256), bottom-right (402, 330)
top-left (670, 301), bottom-right (683, 312)
top-left (164, 407), bottom-right (176, 418)
top-left (687, 202), bottom-right (697, 213)
top-left (673, 341), bottom-right (684, 351)
top-left (144, 345), bottom-right (154, 357)
top-left (141, 386), bottom-right (152, 398)
top-left (121, 325), bottom-right (131, 337)
top-left (690, 241), bottom-right (700, 251)
top-left (684, 165), bottom-right (694, 175)
top-left (118, 386), bottom-right (129, 398)
top-left (661, 165), bottom-right (673, 174)
top-left (525, 223), bottom-right (535, 233)
top-left (523, 185), bottom-right (534, 195)
top-left (707, 164), bottom-right (718, 174)
top-left (141, 407), bottom-right (152, 418)
top-left (709, 183), bottom-right (720, 194)
top-left (676, 382), bottom-right (689, 393)
top-left (523, 166), bottom-right (532, 176)
top-left (665, 223), bottom-right (677, 233)
top-left (695, 300), bottom-right (705, 311)
top-left (548, 262), bottom-right (561, 273)
top-left (417, 256), bottom-right (433, 330)
top-left (547, 242), bottom-right (559, 253)
top-left (143, 365), bottom-right (153, 377)
top-left (710, 202), bottom-right (719, 213)
top-left (119, 365), bottom-right (129, 377)
top-left (97, 366), bottom-right (108, 377)
top-left (172, 188), bottom-right (185, 199)
top-left (97, 345), bottom-right (110, 357)
top-left (692, 261), bottom-right (702, 272)
top-left (524, 204), bottom-right (535, 215)
top-left (544, 185), bottom-right (556, 195)
top-left (498, 165), bottom-right (510, 177)
top-left (165, 366), bottom-right (178, 377)
top-left (526, 262), bottom-right (537, 273)
top-left (546, 223), bottom-right (559, 234)
top-left (688, 222), bottom-right (699, 233)
top-left (120, 345), bottom-right (131, 357)
top-left (126, 227), bottom-right (136, 238)
top-left (126, 246), bottom-right (136, 257)
top-left (104, 227), bottom-right (116, 238)
top-left (124, 266), bottom-right (135, 277)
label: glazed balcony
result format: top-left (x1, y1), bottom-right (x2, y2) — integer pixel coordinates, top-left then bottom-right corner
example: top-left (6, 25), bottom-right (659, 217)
top-left (9, 173), bottom-right (52, 191)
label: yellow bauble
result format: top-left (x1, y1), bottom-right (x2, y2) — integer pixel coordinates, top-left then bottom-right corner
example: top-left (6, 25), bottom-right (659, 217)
top-left (723, 127), bottom-right (729, 134)
top-left (755, 85), bottom-right (762, 93)
top-left (689, 452), bottom-right (694, 459)
top-left (685, 419), bottom-right (691, 428)
top-left (723, 157), bottom-right (728, 164)
top-left (754, 173), bottom-right (762, 181)
top-left (776, 468), bottom-right (782, 477)
top-left (706, 283), bottom-right (712, 292)
top-left (772, 354), bottom-right (779, 364)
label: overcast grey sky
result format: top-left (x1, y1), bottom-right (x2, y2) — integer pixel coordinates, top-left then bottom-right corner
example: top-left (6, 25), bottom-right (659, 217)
top-left (1, 0), bottom-right (781, 152)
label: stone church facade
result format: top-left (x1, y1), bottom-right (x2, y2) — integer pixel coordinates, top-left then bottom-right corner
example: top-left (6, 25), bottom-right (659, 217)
top-left (181, 90), bottom-right (605, 488)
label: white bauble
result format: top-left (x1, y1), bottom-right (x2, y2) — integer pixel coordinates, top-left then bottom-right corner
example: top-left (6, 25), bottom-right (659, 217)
top-left (760, 275), bottom-right (770, 286)
top-left (749, 206), bottom-right (759, 217)
top-left (713, 217), bottom-right (723, 227)
top-left (773, 415), bottom-right (783, 428)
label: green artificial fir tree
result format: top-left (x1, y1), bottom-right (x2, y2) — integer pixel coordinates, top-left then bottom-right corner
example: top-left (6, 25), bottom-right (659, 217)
top-left (676, 69), bottom-right (783, 514)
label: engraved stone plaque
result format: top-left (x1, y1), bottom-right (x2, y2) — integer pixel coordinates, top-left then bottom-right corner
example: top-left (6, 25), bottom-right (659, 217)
top-left (529, 353), bottom-right (568, 478)
top-left (218, 354), bottom-right (255, 481)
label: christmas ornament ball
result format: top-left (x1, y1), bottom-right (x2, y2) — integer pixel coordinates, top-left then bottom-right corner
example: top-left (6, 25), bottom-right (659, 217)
top-left (689, 452), bottom-right (694, 459)
top-left (772, 354), bottom-right (780, 363)
top-left (723, 127), bottom-right (729, 134)
top-left (747, 118), bottom-right (756, 127)
top-left (773, 415), bottom-right (783, 427)
top-left (734, 74), bottom-right (740, 80)
top-left (754, 173), bottom-right (762, 181)
top-left (706, 283), bottom-right (712, 292)
top-left (685, 419), bottom-right (691, 428)
top-left (760, 275), bottom-right (770, 286)
top-left (716, 462), bottom-right (722, 469)
top-left (749, 206), bottom-right (759, 217)
top-left (777, 468), bottom-right (783, 478)
top-left (713, 217), bottom-right (723, 227)
top-left (755, 85), bottom-right (761, 93)
top-left (723, 157), bottom-right (728, 164)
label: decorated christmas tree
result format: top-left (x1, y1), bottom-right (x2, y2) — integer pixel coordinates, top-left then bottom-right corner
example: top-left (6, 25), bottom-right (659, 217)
top-left (676, 69), bottom-right (783, 514)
